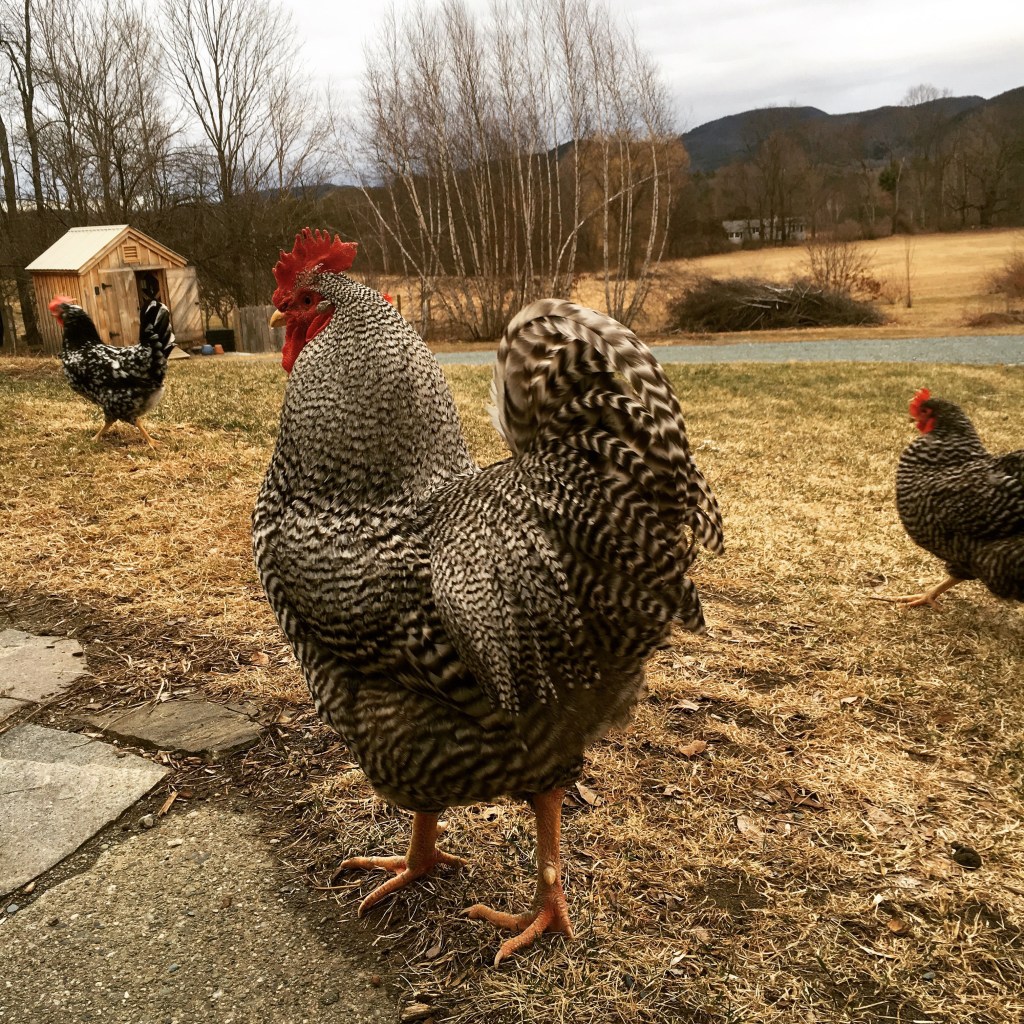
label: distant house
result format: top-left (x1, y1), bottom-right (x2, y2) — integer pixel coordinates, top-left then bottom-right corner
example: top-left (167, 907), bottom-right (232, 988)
top-left (26, 225), bottom-right (203, 355)
top-left (722, 218), bottom-right (807, 244)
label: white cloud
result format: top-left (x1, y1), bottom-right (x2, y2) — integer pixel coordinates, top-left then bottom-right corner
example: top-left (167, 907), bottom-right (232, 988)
top-left (285, 0), bottom-right (1022, 127)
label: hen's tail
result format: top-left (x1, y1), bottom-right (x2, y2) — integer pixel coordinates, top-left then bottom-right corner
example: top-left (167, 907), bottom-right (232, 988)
top-left (492, 299), bottom-right (724, 561)
top-left (139, 300), bottom-right (177, 361)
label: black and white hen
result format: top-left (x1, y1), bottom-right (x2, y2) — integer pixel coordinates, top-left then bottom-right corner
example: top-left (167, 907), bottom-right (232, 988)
top-left (253, 229), bottom-right (723, 964)
top-left (881, 388), bottom-right (1024, 607)
top-left (49, 296), bottom-right (175, 447)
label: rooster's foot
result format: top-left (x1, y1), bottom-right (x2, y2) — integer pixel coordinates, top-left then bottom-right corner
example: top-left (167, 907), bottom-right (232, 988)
top-left (872, 592), bottom-right (942, 609)
top-left (333, 811), bottom-right (466, 916)
top-left (467, 884), bottom-right (574, 966)
top-left (871, 574), bottom-right (961, 610)
top-left (467, 788), bottom-right (574, 965)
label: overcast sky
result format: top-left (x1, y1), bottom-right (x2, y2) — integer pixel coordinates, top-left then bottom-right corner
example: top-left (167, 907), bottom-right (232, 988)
top-left (285, 0), bottom-right (1022, 129)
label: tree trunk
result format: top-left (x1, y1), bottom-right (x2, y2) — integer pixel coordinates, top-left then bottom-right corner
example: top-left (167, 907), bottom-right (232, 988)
top-left (0, 109), bottom-right (42, 349)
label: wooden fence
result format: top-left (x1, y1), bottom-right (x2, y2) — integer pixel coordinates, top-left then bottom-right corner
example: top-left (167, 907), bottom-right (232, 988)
top-left (230, 304), bottom-right (284, 354)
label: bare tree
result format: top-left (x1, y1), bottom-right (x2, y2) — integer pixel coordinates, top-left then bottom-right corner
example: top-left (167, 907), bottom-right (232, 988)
top-left (900, 83), bottom-right (954, 230)
top-left (0, 0), bottom-right (45, 213)
top-left (946, 106), bottom-right (1024, 228)
top-left (32, 0), bottom-right (180, 221)
top-left (0, 0), bottom-right (45, 346)
top-left (902, 235), bottom-right (915, 308)
top-left (159, 0), bottom-right (329, 306)
top-left (0, 105), bottom-right (43, 347)
top-left (348, 0), bottom-right (678, 338)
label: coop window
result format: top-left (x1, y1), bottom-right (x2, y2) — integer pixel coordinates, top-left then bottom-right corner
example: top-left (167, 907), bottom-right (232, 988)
top-left (122, 243), bottom-right (139, 263)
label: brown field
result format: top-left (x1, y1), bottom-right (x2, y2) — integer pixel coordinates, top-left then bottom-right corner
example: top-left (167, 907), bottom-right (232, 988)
top-left (1, 356), bottom-right (1023, 1023)
top-left (590, 228), bottom-right (1024, 342)
top-left (420, 228), bottom-right (1024, 352)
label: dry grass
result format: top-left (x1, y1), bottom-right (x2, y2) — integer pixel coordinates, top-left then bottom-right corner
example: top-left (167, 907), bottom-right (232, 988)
top-left (2, 355), bottom-right (1023, 1023)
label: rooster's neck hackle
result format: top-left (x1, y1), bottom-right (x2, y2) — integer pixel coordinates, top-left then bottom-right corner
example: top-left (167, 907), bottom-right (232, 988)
top-left (265, 273), bottom-right (473, 507)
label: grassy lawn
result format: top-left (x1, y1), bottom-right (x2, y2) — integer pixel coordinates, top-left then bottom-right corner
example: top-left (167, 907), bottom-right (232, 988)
top-left (1, 354), bottom-right (1022, 1023)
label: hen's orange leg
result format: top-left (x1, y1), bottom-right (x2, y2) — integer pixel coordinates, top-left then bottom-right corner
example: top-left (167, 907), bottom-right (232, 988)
top-left (92, 419), bottom-right (114, 441)
top-left (333, 811), bottom-right (466, 917)
top-left (467, 788), bottom-right (574, 965)
top-left (872, 574), bottom-right (962, 609)
top-left (135, 418), bottom-right (158, 448)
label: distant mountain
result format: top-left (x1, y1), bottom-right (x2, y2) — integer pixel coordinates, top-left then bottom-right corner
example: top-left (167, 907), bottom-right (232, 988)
top-left (681, 93), bottom-right (1006, 173)
top-left (682, 106), bottom-right (830, 174)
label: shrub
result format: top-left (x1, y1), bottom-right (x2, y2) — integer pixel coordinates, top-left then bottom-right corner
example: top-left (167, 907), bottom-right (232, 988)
top-left (987, 251), bottom-right (1024, 303)
top-left (666, 276), bottom-right (885, 333)
top-left (804, 238), bottom-right (877, 297)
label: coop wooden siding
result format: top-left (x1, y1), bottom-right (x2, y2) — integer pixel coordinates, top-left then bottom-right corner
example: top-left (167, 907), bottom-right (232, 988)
top-left (90, 233), bottom-right (185, 273)
top-left (32, 272), bottom-right (87, 355)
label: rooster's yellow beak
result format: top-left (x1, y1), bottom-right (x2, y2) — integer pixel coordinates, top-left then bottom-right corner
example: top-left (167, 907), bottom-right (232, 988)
top-left (269, 309), bottom-right (286, 328)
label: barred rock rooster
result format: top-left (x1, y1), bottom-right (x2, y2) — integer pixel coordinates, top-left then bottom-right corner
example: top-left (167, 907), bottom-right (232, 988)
top-left (49, 296), bottom-right (175, 447)
top-left (253, 229), bottom-right (723, 964)
top-left (878, 388), bottom-right (1024, 607)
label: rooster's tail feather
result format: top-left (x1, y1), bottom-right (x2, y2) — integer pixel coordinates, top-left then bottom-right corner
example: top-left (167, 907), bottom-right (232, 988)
top-left (491, 298), bottom-right (724, 557)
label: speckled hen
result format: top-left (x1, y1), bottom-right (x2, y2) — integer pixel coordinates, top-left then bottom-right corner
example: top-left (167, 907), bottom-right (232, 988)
top-left (881, 388), bottom-right (1024, 608)
top-left (49, 296), bottom-right (176, 447)
top-left (252, 229), bottom-right (723, 963)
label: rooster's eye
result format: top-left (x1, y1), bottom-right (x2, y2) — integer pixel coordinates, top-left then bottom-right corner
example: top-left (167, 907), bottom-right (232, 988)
top-left (302, 295), bottom-right (312, 305)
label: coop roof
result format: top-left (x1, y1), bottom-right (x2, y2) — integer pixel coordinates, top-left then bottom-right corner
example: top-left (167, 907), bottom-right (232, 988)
top-left (26, 225), bottom-right (186, 273)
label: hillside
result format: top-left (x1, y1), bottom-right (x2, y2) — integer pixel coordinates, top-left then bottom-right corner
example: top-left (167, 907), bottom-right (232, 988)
top-left (682, 92), bottom-right (1002, 173)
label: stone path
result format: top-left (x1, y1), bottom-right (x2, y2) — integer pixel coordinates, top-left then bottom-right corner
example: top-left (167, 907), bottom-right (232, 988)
top-left (0, 724), bottom-right (168, 895)
top-left (0, 628), bottom-right (90, 723)
top-left (0, 630), bottom-right (397, 1023)
top-left (81, 699), bottom-right (264, 759)
top-left (0, 631), bottom-right (265, 899)
top-left (0, 804), bottom-right (397, 1024)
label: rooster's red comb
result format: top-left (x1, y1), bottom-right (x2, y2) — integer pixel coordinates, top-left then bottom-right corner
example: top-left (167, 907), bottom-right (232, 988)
top-left (909, 387), bottom-right (931, 418)
top-left (48, 294), bottom-right (76, 315)
top-left (273, 229), bottom-right (357, 297)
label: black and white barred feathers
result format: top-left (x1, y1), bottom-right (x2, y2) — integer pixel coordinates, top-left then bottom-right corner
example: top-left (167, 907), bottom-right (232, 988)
top-left (253, 278), bottom-right (723, 814)
top-left (896, 394), bottom-right (1024, 600)
top-left (58, 301), bottom-right (176, 426)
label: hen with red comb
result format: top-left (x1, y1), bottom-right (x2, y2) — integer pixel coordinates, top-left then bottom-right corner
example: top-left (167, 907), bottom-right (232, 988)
top-left (49, 295), bottom-right (176, 446)
top-left (875, 390), bottom-right (1024, 608)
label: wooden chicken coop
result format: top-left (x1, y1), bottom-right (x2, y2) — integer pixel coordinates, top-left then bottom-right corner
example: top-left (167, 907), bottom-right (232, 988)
top-left (27, 225), bottom-right (203, 355)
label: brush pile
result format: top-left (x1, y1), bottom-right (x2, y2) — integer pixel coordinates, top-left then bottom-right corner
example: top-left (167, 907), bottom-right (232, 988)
top-left (668, 276), bottom-right (884, 332)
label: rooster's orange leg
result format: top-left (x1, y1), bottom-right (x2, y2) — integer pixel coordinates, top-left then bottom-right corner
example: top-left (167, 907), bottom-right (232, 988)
top-left (467, 788), bottom-right (574, 965)
top-left (872, 574), bottom-right (962, 609)
top-left (333, 811), bottom-right (466, 917)
top-left (92, 419), bottom-right (114, 441)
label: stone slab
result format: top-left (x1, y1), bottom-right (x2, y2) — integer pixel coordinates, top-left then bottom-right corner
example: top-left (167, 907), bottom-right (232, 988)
top-left (0, 724), bottom-right (168, 896)
top-left (82, 700), bottom-right (264, 759)
top-left (0, 628), bottom-right (90, 703)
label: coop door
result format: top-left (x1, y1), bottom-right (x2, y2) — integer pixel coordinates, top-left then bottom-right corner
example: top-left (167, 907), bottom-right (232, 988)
top-left (98, 268), bottom-right (140, 346)
top-left (164, 266), bottom-right (203, 344)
